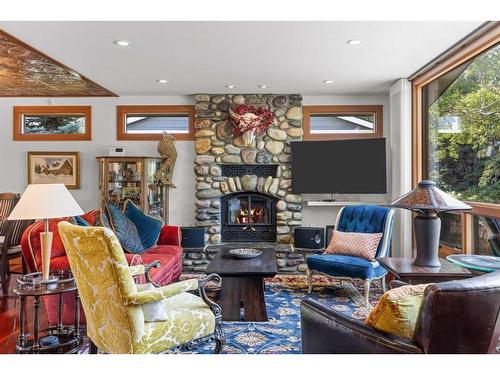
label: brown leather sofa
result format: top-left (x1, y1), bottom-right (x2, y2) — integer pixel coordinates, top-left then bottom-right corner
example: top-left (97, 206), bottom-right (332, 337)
top-left (300, 271), bottom-right (500, 353)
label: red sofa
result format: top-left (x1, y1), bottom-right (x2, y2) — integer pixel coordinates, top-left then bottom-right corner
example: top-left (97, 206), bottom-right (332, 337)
top-left (20, 209), bottom-right (183, 325)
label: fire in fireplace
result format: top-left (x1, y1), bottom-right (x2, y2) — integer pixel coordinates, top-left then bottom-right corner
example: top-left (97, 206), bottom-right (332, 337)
top-left (221, 192), bottom-right (277, 242)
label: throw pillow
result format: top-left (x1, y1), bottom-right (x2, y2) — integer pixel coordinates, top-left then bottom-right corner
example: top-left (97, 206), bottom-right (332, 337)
top-left (94, 208), bottom-right (112, 229)
top-left (365, 283), bottom-right (430, 339)
top-left (324, 229), bottom-right (383, 261)
top-left (135, 283), bottom-right (168, 322)
top-left (123, 199), bottom-right (164, 249)
top-left (106, 203), bottom-right (145, 254)
top-left (73, 216), bottom-right (90, 227)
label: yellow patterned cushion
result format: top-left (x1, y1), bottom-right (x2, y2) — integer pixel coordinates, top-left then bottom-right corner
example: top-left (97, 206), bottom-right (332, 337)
top-left (134, 292), bottom-right (215, 354)
top-left (365, 284), bottom-right (429, 339)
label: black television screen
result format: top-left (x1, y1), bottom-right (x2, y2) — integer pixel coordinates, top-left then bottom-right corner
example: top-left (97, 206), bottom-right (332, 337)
top-left (291, 138), bottom-right (387, 194)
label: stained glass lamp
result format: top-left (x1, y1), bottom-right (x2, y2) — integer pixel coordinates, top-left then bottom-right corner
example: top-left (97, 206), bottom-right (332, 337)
top-left (388, 180), bottom-right (472, 267)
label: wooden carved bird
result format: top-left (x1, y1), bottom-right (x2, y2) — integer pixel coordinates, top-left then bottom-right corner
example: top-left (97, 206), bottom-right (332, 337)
top-left (156, 132), bottom-right (177, 188)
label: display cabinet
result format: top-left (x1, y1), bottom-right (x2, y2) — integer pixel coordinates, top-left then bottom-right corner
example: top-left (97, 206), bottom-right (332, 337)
top-left (96, 157), bottom-right (168, 222)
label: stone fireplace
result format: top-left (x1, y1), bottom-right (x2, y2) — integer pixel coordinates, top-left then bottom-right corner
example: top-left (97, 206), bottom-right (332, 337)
top-left (193, 94), bottom-right (304, 244)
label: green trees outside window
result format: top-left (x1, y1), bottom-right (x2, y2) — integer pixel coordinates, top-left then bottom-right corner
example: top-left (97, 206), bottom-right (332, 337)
top-left (425, 44), bottom-right (499, 203)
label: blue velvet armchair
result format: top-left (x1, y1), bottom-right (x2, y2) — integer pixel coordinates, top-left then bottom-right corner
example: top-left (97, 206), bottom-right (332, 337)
top-left (306, 205), bottom-right (395, 305)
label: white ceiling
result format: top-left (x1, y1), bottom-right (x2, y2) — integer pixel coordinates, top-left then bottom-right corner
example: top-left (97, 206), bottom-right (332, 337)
top-left (0, 21), bottom-right (483, 96)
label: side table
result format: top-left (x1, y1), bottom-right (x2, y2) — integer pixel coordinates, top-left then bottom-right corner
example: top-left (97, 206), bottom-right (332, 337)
top-left (377, 257), bottom-right (473, 284)
top-left (13, 270), bottom-right (83, 354)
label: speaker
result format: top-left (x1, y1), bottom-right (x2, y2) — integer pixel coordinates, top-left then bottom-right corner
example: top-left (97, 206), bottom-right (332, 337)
top-left (294, 227), bottom-right (325, 249)
top-left (325, 225), bottom-right (335, 246)
top-left (180, 226), bottom-right (205, 248)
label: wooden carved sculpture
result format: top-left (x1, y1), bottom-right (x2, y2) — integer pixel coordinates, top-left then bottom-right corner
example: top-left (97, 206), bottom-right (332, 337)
top-left (156, 132), bottom-right (178, 188)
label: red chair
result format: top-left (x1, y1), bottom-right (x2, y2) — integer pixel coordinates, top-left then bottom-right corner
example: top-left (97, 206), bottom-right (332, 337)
top-left (20, 209), bottom-right (183, 325)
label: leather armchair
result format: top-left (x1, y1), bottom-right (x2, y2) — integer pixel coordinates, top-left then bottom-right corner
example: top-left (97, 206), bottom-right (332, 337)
top-left (301, 271), bottom-right (500, 354)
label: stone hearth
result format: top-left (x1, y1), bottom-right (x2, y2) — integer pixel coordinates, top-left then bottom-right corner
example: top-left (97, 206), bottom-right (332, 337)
top-left (194, 94), bottom-right (304, 245)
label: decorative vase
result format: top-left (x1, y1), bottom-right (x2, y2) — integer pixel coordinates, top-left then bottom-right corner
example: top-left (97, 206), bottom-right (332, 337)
top-left (242, 129), bottom-right (255, 146)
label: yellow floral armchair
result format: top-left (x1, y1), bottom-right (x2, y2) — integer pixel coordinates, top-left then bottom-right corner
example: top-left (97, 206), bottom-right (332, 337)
top-left (58, 222), bottom-right (224, 354)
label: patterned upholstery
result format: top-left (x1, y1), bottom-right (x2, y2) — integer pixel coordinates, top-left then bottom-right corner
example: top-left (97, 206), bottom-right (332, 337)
top-left (58, 222), bottom-right (216, 354)
top-left (324, 230), bottom-right (383, 260)
top-left (105, 203), bottom-right (145, 254)
top-left (335, 205), bottom-right (392, 256)
top-left (20, 209), bottom-right (183, 326)
top-left (307, 205), bottom-right (395, 305)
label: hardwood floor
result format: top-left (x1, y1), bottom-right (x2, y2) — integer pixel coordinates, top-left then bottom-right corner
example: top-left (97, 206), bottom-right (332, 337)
top-left (0, 258), bottom-right (48, 354)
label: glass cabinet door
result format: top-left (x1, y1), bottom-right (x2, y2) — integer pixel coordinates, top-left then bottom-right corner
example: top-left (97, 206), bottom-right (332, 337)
top-left (145, 158), bottom-right (168, 221)
top-left (107, 160), bottom-right (143, 209)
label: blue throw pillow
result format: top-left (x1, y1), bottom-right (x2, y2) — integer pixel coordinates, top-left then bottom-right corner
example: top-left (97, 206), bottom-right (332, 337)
top-left (106, 203), bottom-right (145, 254)
top-left (74, 216), bottom-right (90, 227)
top-left (123, 200), bottom-right (164, 249)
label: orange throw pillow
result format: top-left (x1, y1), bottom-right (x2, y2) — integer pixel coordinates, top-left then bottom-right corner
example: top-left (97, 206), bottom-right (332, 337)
top-left (324, 229), bottom-right (383, 261)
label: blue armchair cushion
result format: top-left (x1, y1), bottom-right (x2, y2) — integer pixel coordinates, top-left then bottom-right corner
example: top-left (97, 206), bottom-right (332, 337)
top-left (123, 199), bottom-right (163, 249)
top-left (307, 254), bottom-right (387, 280)
top-left (337, 205), bottom-right (391, 257)
top-left (105, 203), bottom-right (145, 254)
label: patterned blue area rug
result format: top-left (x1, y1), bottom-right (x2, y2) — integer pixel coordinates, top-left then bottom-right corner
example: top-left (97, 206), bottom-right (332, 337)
top-left (174, 274), bottom-right (383, 354)
top-left (79, 275), bottom-right (383, 354)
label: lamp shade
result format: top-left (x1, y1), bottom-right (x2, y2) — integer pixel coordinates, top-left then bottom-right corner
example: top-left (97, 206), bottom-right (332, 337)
top-left (389, 180), bottom-right (472, 213)
top-left (8, 184), bottom-right (84, 220)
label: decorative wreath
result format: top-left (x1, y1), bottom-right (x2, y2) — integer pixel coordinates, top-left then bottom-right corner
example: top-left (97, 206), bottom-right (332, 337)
top-left (229, 105), bottom-right (274, 136)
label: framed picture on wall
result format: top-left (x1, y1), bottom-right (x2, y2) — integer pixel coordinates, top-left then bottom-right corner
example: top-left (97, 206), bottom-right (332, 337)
top-left (27, 151), bottom-right (80, 189)
top-left (13, 106), bottom-right (92, 141)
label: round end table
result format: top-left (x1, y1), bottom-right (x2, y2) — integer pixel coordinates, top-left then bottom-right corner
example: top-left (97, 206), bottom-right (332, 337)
top-left (13, 270), bottom-right (83, 354)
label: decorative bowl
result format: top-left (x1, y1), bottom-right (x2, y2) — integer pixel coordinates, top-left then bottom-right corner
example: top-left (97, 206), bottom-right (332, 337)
top-left (228, 248), bottom-right (262, 259)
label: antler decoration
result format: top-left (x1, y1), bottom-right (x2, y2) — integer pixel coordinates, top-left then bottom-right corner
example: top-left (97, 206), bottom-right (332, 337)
top-left (229, 105), bottom-right (274, 137)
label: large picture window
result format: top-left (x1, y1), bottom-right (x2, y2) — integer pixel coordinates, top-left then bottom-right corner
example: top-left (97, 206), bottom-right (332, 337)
top-left (424, 44), bottom-right (499, 204)
top-left (413, 23), bottom-right (500, 256)
top-left (117, 105), bottom-right (195, 140)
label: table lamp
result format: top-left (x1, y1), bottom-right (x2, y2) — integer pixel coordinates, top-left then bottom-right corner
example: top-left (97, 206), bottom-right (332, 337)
top-left (388, 180), bottom-right (472, 267)
top-left (8, 184), bottom-right (83, 282)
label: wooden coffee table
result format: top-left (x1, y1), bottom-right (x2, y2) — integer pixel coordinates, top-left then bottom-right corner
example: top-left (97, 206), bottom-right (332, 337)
top-left (205, 246), bottom-right (277, 322)
top-left (377, 257), bottom-right (473, 284)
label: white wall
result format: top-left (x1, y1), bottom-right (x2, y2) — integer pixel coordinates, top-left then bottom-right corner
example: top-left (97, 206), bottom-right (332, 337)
top-left (0, 93), bottom-right (400, 235)
top-left (300, 95), bottom-right (391, 230)
top-left (0, 96), bottom-right (196, 226)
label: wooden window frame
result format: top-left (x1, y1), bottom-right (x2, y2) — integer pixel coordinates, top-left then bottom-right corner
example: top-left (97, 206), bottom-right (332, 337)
top-left (13, 106), bottom-right (92, 141)
top-left (412, 23), bottom-right (500, 254)
top-left (116, 105), bottom-right (195, 141)
top-left (303, 105), bottom-right (383, 141)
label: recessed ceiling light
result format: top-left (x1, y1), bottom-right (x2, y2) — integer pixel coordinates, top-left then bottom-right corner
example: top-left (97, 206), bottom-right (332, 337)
top-left (323, 80), bottom-right (334, 84)
top-left (156, 79), bottom-right (168, 84)
top-left (346, 39), bottom-right (361, 45)
top-left (258, 85), bottom-right (269, 89)
top-left (113, 40), bottom-right (130, 47)
top-left (225, 84), bottom-right (236, 89)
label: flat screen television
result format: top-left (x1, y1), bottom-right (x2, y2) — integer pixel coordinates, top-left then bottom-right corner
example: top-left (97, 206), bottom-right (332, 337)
top-left (291, 138), bottom-right (387, 194)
